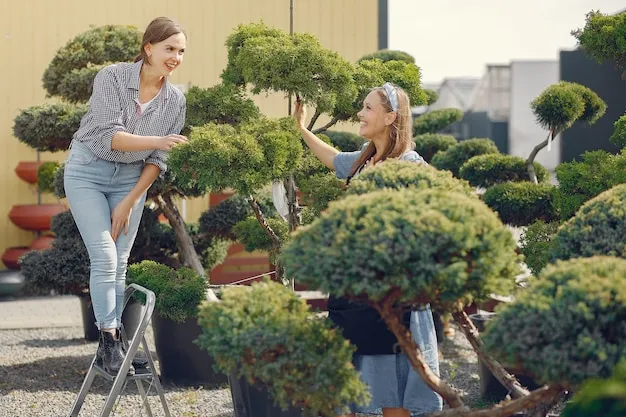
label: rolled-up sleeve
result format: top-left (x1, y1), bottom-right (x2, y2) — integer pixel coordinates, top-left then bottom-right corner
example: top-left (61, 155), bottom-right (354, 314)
top-left (333, 143), bottom-right (369, 179)
top-left (89, 68), bottom-right (127, 151)
top-left (145, 97), bottom-right (187, 173)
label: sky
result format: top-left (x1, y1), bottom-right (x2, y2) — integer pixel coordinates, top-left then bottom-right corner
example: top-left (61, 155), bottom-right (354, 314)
top-left (388, 0), bottom-right (625, 85)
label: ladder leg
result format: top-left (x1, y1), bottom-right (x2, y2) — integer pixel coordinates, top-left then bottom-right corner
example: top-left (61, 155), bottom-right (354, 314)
top-left (99, 355), bottom-right (135, 417)
top-left (67, 359), bottom-right (98, 417)
top-left (141, 337), bottom-right (171, 417)
top-left (135, 379), bottom-right (155, 417)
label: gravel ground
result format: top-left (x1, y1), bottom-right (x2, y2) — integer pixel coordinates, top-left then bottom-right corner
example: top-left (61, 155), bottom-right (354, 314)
top-left (0, 323), bottom-right (490, 417)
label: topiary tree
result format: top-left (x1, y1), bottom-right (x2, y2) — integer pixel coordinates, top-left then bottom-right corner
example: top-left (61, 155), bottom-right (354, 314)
top-left (459, 154), bottom-right (550, 187)
top-left (431, 138), bottom-right (500, 177)
top-left (482, 182), bottom-right (560, 227)
top-left (610, 113), bottom-right (626, 148)
top-left (519, 220), bottom-right (561, 277)
top-left (424, 88), bottom-right (439, 105)
top-left (413, 133), bottom-right (458, 163)
top-left (357, 49), bottom-right (415, 64)
top-left (197, 280), bottom-right (370, 417)
top-left (571, 10), bottom-right (626, 77)
top-left (413, 108), bottom-right (464, 136)
top-left (527, 81), bottom-right (606, 183)
top-left (553, 149), bottom-right (626, 219)
top-left (550, 183), bottom-right (626, 261)
top-left (484, 256), bottom-right (626, 392)
top-left (282, 188), bottom-right (530, 410)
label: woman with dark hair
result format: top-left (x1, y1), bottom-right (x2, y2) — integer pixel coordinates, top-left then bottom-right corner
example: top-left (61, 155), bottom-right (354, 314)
top-left (64, 17), bottom-right (188, 376)
top-left (293, 84), bottom-right (443, 417)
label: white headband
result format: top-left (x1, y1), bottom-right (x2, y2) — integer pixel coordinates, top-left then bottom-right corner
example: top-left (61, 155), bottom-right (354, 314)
top-left (382, 82), bottom-right (399, 112)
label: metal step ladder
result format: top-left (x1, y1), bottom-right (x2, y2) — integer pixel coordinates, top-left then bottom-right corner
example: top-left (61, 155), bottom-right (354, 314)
top-left (68, 284), bottom-right (171, 417)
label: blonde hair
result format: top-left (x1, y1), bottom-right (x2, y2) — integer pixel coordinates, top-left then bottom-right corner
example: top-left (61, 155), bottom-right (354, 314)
top-left (347, 84), bottom-right (414, 181)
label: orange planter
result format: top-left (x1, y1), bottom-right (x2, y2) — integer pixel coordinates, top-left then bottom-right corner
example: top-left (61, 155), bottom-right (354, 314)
top-left (29, 235), bottom-right (56, 250)
top-left (1, 246), bottom-right (31, 270)
top-left (15, 161), bottom-right (43, 184)
top-left (9, 204), bottom-right (67, 231)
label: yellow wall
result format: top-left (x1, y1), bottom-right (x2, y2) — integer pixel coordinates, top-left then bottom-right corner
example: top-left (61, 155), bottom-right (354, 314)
top-left (0, 0), bottom-right (378, 267)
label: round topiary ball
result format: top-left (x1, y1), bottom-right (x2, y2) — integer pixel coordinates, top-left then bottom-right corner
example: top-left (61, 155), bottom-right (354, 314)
top-left (431, 138), bottom-right (500, 177)
top-left (459, 153), bottom-right (550, 187)
top-left (413, 133), bottom-right (458, 163)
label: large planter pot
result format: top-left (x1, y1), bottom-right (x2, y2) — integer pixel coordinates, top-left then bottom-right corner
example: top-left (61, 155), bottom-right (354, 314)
top-left (121, 298), bottom-right (144, 340)
top-left (470, 313), bottom-right (540, 401)
top-left (1, 246), bottom-right (31, 270)
top-left (78, 295), bottom-right (100, 342)
top-left (229, 373), bottom-right (303, 417)
top-left (152, 313), bottom-right (228, 386)
top-left (9, 204), bottom-right (67, 231)
top-left (0, 270), bottom-right (25, 298)
top-left (15, 161), bottom-right (43, 184)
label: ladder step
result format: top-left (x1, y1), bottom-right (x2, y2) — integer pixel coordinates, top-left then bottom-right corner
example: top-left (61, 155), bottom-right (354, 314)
top-left (94, 364), bottom-right (157, 382)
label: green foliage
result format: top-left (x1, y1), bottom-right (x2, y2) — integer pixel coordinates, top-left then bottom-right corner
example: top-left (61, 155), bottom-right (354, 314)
top-left (483, 182), bottom-right (559, 227)
top-left (531, 82), bottom-right (586, 133)
top-left (282, 189), bottom-right (520, 312)
top-left (562, 360), bottom-right (626, 417)
top-left (357, 49), bottom-right (415, 64)
top-left (43, 25), bottom-right (141, 99)
top-left (346, 160), bottom-right (474, 197)
top-left (459, 154), bottom-right (549, 187)
top-left (297, 172), bottom-right (345, 219)
top-left (184, 84), bottom-right (260, 132)
top-left (233, 216), bottom-right (289, 256)
top-left (126, 261), bottom-right (208, 323)
top-left (519, 220), bottom-right (561, 276)
top-left (424, 89), bottom-right (439, 105)
top-left (483, 256), bottom-right (626, 388)
top-left (196, 280), bottom-right (370, 416)
top-left (37, 161), bottom-right (61, 194)
top-left (57, 63), bottom-right (108, 103)
top-left (567, 82), bottom-right (607, 124)
top-left (413, 133), bottom-right (458, 163)
top-left (13, 103), bottom-right (88, 152)
top-left (550, 184), bottom-right (626, 261)
top-left (199, 194), bottom-right (251, 240)
top-left (53, 164), bottom-right (65, 198)
top-left (323, 130), bottom-right (366, 152)
top-left (431, 138), bottom-right (500, 177)
top-left (572, 10), bottom-right (626, 72)
top-left (413, 108), bottom-right (463, 136)
top-left (554, 149), bottom-right (626, 219)
top-left (610, 113), bottom-right (626, 148)
top-left (168, 118), bottom-right (302, 196)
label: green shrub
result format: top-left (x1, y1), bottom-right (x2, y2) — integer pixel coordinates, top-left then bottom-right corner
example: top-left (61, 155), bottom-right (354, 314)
top-left (199, 194), bottom-right (251, 241)
top-left (323, 130), bottom-right (366, 152)
top-left (554, 150), bottom-right (626, 219)
top-left (424, 89), bottom-right (439, 105)
top-left (459, 154), bottom-right (549, 187)
top-left (53, 164), bottom-right (65, 198)
top-left (562, 360), bottom-right (626, 417)
top-left (431, 138), bottom-right (500, 177)
top-left (413, 133), bottom-right (457, 163)
top-left (567, 82), bottom-right (607, 124)
top-left (43, 25), bottom-right (141, 99)
top-left (346, 159), bottom-right (474, 197)
top-left (184, 84), bottom-right (260, 131)
top-left (197, 280), bottom-right (369, 416)
top-left (551, 184), bottom-right (626, 261)
top-left (413, 108), bottom-right (463, 136)
top-left (572, 10), bottom-right (626, 73)
top-left (282, 189), bottom-right (520, 313)
top-left (56, 63), bottom-right (108, 103)
top-left (483, 182), bottom-right (559, 227)
top-left (37, 161), bottom-right (61, 194)
top-left (297, 172), bottom-right (345, 218)
top-left (610, 113), bottom-right (626, 148)
top-left (483, 256), bottom-right (626, 388)
top-left (531, 82), bottom-right (586, 133)
top-left (126, 261), bottom-right (207, 323)
top-left (13, 103), bottom-right (88, 152)
top-left (519, 220), bottom-right (561, 276)
top-left (357, 49), bottom-right (415, 64)
top-left (233, 217), bottom-right (289, 260)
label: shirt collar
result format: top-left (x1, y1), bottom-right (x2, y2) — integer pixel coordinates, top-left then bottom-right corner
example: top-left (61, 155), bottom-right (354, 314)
top-left (128, 60), bottom-right (171, 100)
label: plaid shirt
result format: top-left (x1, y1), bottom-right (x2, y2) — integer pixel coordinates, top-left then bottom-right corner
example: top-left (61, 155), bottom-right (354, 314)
top-left (72, 60), bottom-right (186, 172)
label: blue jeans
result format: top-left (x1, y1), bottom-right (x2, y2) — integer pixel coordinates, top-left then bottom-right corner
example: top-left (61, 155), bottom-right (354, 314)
top-left (64, 141), bottom-right (147, 330)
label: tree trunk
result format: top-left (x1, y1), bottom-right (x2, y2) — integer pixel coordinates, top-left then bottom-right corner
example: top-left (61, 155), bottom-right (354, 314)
top-left (372, 295), bottom-right (465, 409)
top-left (153, 194), bottom-right (218, 301)
top-left (430, 384), bottom-right (563, 417)
top-left (307, 109), bottom-right (321, 131)
top-left (526, 130), bottom-right (553, 184)
top-left (452, 311), bottom-right (530, 399)
top-left (524, 390), bottom-right (567, 417)
top-left (312, 116), bottom-right (340, 134)
top-left (283, 174), bottom-right (301, 290)
top-left (246, 195), bottom-right (283, 280)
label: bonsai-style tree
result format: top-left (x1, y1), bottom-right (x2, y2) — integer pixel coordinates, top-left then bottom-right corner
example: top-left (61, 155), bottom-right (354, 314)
top-left (572, 10), bottom-right (626, 78)
top-left (610, 113), bottom-right (626, 148)
top-left (413, 133), bottom-right (458, 163)
top-left (413, 108), bottom-right (464, 136)
top-left (197, 280), bottom-right (370, 417)
top-left (527, 81), bottom-right (606, 183)
top-left (459, 154), bottom-right (550, 188)
top-left (431, 138), bottom-right (500, 177)
top-left (282, 187), bottom-right (530, 411)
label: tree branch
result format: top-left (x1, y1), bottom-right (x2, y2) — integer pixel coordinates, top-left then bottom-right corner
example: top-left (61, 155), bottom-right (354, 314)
top-left (312, 116), bottom-right (340, 134)
top-left (526, 130), bottom-right (554, 184)
top-left (372, 298), bottom-right (465, 409)
top-left (452, 311), bottom-right (530, 399)
top-left (307, 109), bottom-right (321, 131)
top-left (246, 195), bottom-right (282, 249)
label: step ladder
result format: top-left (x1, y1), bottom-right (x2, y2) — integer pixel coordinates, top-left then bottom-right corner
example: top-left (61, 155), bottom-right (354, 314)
top-left (68, 284), bottom-right (171, 417)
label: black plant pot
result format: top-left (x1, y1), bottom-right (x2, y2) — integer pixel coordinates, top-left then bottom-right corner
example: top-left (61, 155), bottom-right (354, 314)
top-left (121, 298), bottom-right (143, 340)
top-left (78, 295), bottom-right (100, 342)
top-left (470, 313), bottom-right (540, 401)
top-left (152, 313), bottom-right (228, 386)
top-left (229, 373), bottom-right (303, 417)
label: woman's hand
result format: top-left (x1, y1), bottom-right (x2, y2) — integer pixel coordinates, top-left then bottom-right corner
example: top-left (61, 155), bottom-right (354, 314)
top-left (293, 100), bottom-right (307, 130)
top-left (155, 134), bottom-right (188, 151)
top-left (111, 198), bottom-right (134, 242)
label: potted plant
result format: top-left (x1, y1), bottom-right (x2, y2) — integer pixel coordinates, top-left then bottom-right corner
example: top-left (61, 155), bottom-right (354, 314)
top-left (126, 260), bottom-right (227, 386)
